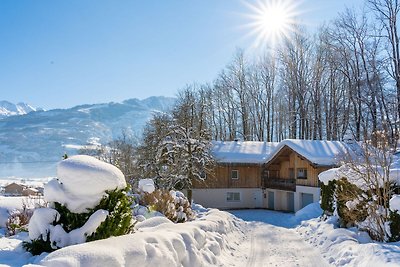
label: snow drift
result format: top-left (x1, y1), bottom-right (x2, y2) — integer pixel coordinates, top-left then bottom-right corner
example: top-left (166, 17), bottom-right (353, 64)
top-left (32, 209), bottom-right (245, 267)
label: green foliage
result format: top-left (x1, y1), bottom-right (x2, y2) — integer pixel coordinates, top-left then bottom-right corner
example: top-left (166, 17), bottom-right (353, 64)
top-left (23, 233), bottom-right (54, 255)
top-left (87, 188), bottom-right (134, 241)
top-left (54, 202), bottom-right (90, 232)
top-left (389, 211), bottom-right (400, 242)
top-left (24, 187), bottom-right (134, 255)
top-left (320, 180), bottom-right (336, 215)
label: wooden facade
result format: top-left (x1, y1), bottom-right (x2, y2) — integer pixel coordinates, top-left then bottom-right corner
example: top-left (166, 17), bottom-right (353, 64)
top-left (193, 163), bottom-right (263, 189)
top-left (195, 145), bottom-right (332, 191)
top-left (264, 146), bottom-right (330, 189)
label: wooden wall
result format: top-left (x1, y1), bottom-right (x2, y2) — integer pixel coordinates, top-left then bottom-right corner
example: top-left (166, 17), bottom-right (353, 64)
top-left (194, 145), bottom-right (333, 189)
top-left (274, 152), bottom-right (326, 187)
top-left (193, 164), bottom-right (262, 189)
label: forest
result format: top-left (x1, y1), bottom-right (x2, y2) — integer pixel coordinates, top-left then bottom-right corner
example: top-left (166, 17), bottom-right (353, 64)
top-left (167, 0), bottom-right (400, 144)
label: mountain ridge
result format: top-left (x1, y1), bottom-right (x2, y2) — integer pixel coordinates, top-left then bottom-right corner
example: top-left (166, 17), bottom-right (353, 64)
top-left (0, 96), bottom-right (176, 178)
top-left (0, 101), bottom-right (41, 118)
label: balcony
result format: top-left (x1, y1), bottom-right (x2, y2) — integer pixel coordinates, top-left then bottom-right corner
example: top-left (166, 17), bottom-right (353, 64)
top-left (262, 177), bottom-right (296, 191)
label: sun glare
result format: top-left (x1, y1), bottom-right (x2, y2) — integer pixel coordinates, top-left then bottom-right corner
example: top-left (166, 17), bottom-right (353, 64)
top-left (243, 0), bottom-right (302, 49)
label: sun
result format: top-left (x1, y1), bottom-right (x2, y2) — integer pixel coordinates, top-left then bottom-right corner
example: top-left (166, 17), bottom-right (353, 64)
top-left (243, 0), bottom-right (302, 49)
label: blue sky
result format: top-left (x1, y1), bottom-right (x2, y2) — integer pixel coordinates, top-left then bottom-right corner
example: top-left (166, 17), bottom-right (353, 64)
top-left (0, 0), bottom-right (364, 109)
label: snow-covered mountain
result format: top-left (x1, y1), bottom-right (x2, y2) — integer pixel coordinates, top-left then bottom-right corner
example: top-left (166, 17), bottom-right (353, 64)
top-left (0, 101), bottom-right (40, 118)
top-left (0, 96), bottom-right (175, 178)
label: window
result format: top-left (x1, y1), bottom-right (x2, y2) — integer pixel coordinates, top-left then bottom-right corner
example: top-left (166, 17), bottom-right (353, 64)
top-left (231, 170), bottom-right (239, 180)
top-left (227, 192), bottom-right (240, 202)
top-left (297, 168), bottom-right (308, 179)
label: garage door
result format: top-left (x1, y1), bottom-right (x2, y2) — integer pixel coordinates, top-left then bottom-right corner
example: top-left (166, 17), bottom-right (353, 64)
top-left (287, 192), bottom-right (294, 212)
top-left (301, 193), bottom-right (314, 209)
top-left (268, 191), bottom-right (274, 210)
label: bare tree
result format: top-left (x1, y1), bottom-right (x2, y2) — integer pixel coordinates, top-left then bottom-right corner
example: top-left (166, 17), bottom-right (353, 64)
top-left (368, 0), bottom-right (400, 134)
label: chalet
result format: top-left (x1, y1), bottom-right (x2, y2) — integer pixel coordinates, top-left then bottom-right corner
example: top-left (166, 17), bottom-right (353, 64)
top-left (4, 182), bottom-right (25, 196)
top-left (3, 182), bottom-right (40, 196)
top-left (192, 139), bottom-right (356, 212)
top-left (192, 141), bottom-right (278, 209)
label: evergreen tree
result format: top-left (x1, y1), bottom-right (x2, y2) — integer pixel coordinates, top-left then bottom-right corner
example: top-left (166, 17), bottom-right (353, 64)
top-left (23, 187), bottom-right (134, 255)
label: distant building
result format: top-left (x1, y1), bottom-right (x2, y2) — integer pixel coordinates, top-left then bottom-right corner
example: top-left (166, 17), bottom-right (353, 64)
top-left (193, 139), bottom-right (358, 212)
top-left (4, 182), bottom-right (40, 196)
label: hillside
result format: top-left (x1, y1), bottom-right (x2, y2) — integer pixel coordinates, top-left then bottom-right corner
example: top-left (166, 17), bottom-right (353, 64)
top-left (0, 96), bottom-right (175, 178)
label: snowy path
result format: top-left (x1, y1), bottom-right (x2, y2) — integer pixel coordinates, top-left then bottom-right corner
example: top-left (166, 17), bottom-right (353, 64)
top-left (245, 222), bottom-right (329, 267)
top-left (230, 210), bottom-right (329, 267)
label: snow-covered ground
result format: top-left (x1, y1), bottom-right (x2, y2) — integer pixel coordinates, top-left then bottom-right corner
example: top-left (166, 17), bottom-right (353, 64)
top-left (0, 197), bottom-right (399, 266)
top-left (231, 204), bottom-right (400, 267)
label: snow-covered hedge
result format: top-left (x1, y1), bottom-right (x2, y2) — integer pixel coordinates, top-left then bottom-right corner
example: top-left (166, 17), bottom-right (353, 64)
top-left (24, 156), bottom-right (134, 255)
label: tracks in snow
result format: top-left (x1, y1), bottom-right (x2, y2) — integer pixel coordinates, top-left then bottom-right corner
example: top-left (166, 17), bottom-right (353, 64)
top-left (245, 222), bottom-right (329, 267)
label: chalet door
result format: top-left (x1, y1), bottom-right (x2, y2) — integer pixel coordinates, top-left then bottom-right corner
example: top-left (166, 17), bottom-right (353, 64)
top-left (287, 192), bottom-right (294, 212)
top-left (301, 193), bottom-right (314, 209)
top-left (253, 191), bottom-right (263, 208)
top-left (267, 191), bottom-right (274, 210)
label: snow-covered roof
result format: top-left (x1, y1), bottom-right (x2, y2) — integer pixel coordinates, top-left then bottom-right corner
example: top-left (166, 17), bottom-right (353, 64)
top-left (265, 139), bottom-right (356, 167)
top-left (212, 141), bottom-right (279, 164)
top-left (212, 139), bottom-right (360, 166)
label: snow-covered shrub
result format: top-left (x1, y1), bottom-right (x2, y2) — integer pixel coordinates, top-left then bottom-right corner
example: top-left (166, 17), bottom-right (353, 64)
top-left (6, 205), bottom-right (33, 236)
top-left (140, 189), bottom-right (195, 223)
top-left (335, 178), bottom-right (368, 228)
top-left (6, 198), bottom-right (46, 236)
top-left (320, 180), bottom-right (336, 216)
top-left (318, 135), bottom-right (400, 241)
top-left (23, 155), bottom-right (135, 255)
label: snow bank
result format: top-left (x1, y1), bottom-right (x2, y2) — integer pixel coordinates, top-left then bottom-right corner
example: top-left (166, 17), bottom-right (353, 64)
top-left (45, 155), bottom-right (126, 213)
top-left (297, 217), bottom-right (400, 266)
top-left (33, 209), bottom-right (246, 267)
top-left (294, 202), bottom-right (323, 223)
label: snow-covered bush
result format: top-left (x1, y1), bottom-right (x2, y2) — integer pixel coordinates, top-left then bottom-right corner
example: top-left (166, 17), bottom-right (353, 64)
top-left (320, 180), bottom-right (336, 216)
top-left (319, 135), bottom-right (400, 242)
top-left (335, 178), bottom-right (369, 227)
top-left (6, 205), bottom-right (33, 236)
top-left (5, 198), bottom-right (46, 236)
top-left (139, 189), bottom-right (195, 223)
top-left (23, 155), bottom-right (135, 255)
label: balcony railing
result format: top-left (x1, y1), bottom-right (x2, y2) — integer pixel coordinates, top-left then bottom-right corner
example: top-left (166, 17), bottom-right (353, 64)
top-left (262, 177), bottom-right (296, 191)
